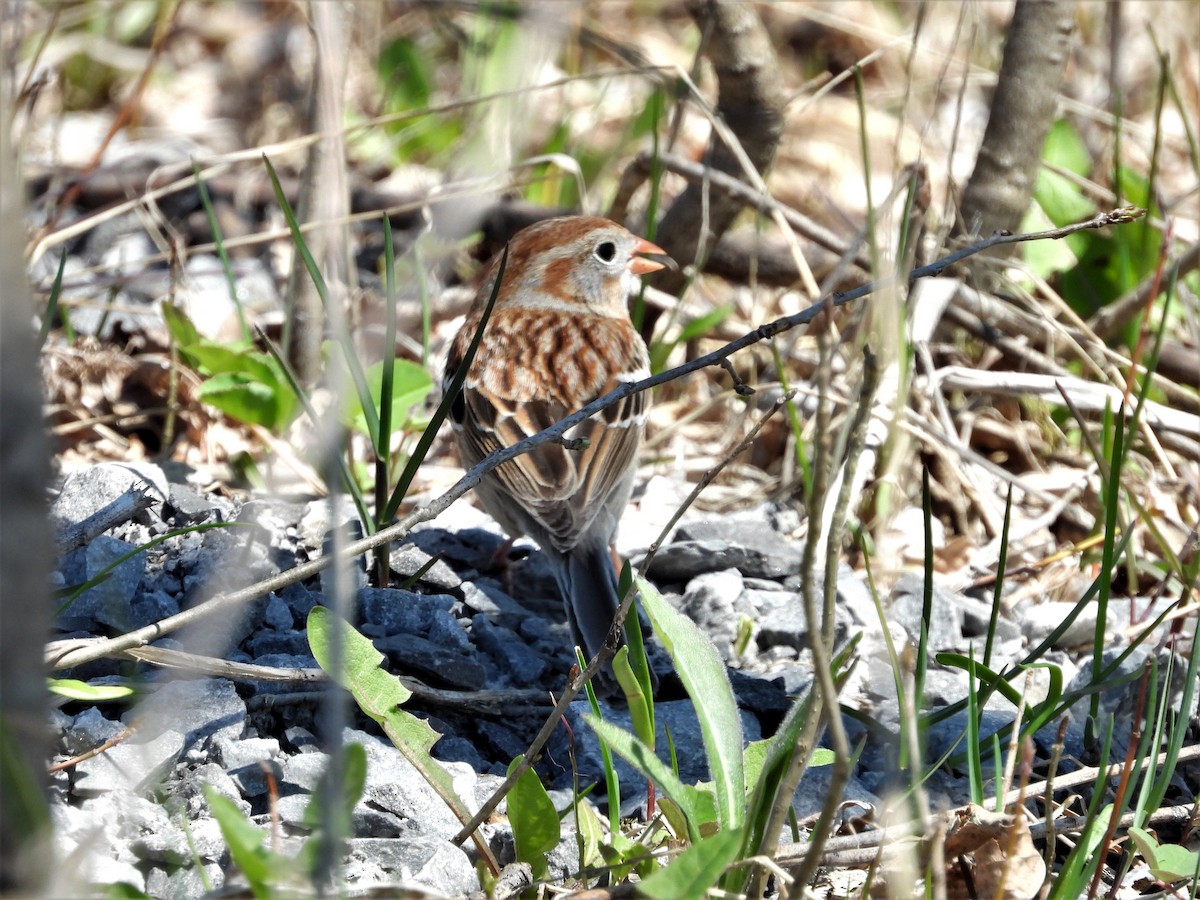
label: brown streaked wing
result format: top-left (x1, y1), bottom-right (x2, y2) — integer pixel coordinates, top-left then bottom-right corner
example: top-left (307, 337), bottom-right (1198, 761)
top-left (458, 388), bottom-right (583, 502)
top-left (522, 386), bottom-right (644, 549)
top-left (567, 390), bottom-right (644, 529)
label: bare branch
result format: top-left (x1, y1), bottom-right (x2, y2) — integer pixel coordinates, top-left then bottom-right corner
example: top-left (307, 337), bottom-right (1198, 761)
top-left (45, 207), bottom-right (1143, 673)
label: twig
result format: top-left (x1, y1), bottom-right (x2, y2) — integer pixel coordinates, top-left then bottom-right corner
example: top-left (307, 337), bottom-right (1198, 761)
top-left (624, 150), bottom-right (873, 273)
top-left (54, 484), bottom-right (158, 553)
top-left (46, 208), bottom-right (1143, 672)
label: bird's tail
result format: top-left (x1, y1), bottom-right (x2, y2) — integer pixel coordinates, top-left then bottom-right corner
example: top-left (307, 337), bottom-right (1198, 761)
top-left (555, 539), bottom-right (642, 693)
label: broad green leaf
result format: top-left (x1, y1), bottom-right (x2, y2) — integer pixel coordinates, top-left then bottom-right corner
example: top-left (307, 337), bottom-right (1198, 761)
top-left (161, 302), bottom-right (200, 349)
top-left (505, 756), bottom-right (558, 880)
top-left (637, 827), bottom-right (744, 899)
top-left (308, 606), bottom-right (413, 716)
top-left (575, 794), bottom-right (604, 870)
top-left (1129, 826), bottom-right (1200, 883)
top-left (197, 373), bottom-right (293, 431)
top-left (1020, 204), bottom-right (1078, 279)
top-left (1032, 120), bottom-right (1094, 230)
top-left (343, 358), bottom-right (433, 437)
top-left (179, 344), bottom-right (267, 379)
top-left (638, 577), bottom-right (744, 831)
top-left (306, 608), bottom-right (480, 852)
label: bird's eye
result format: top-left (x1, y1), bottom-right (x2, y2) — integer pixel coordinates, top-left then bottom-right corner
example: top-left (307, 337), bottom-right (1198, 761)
top-left (593, 240), bottom-right (617, 263)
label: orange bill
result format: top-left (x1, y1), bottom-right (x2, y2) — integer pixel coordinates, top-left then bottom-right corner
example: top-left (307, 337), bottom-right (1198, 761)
top-left (628, 237), bottom-right (670, 276)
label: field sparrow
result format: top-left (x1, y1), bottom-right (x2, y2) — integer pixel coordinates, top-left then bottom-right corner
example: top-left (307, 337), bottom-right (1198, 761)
top-left (445, 215), bottom-right (666, 689)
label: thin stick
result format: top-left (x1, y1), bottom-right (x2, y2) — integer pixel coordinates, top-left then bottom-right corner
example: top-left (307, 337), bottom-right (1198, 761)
top-left (46, 207), bottom-right (1144, 672)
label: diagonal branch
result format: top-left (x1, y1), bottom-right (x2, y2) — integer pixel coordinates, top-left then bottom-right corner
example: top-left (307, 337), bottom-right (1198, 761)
top-left (44, 206), bottom-right (1144, 672)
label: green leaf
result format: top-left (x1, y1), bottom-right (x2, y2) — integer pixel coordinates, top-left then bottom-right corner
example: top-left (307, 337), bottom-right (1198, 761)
top-left (1128, 826), bottom-right (1200, 883)
top-left (343, 358), bottom-right (433, 437)
top-left (180, 343), bottom-right (269, 379)
top-left (734, 683), bottom-right (818, 894)
top-left (1043, 119), bottom-right (1091, 177)
top-left (638, 577), bottom-right (744, 831)
top-left (649, 306), bottom-right (734, 373)
top-left (204, 788), bottom-right (277, 899)
top-left (197, 372), bottom-right (293, 431)
top-left (613, 645), bottom-right (654, 749)
top-left (162, 302), bottom-right (201, 350)
top-left (308, 605), bottom-right (413, 714)
top-left (48, 678), bottom-right (134, 702)
top-left (575, 794), bottom-right (604, 870)
top-left (809, 747), bottom-right (836, 767)
top-left (505, 756), bottom-right (558, 880)
top-left (297, 743), bottom-right (367, 877)
top-left (637, 827), bottom-right (744, 899)
top-left (1032, 120), bottom-right (1094, 230)
top-left (306, 607), bottom-right (480, 850)
top-left (677, 305), bottom-right (733, 343)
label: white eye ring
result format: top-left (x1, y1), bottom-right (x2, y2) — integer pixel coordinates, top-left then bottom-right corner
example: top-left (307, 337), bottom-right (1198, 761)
top-left (593, 240), bottom-right (618, 264)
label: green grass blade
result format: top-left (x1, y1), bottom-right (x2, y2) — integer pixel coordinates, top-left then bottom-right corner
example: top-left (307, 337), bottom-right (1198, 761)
top-left (375, 215), bottom-right (399, 531)
top-left (382, 246), bottom-right (508, 522)
top-left (262, 154), bottom-right (379, 444)
top-left (192, 161), bottom-right (250, 342)
top-left (36, 248), bottom-right (67, 351)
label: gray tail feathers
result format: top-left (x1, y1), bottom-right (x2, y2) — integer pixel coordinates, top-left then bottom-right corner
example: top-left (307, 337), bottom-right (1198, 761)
top-left (555, 539), bottom-right (624, 670)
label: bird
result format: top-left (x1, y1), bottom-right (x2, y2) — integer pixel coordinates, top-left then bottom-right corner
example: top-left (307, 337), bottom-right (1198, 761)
top-left (444, 215), bottom-right (666, 692)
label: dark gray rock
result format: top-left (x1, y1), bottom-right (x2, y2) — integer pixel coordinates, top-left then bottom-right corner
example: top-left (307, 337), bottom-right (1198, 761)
top-left (643, 517), bottom-right (802, 583)
top-left (373, 632), bottom-right (486, 690)
top-left (460, 580), bottom-right (532, 625)
top-left (65, 707), bottom-right (124, 755)
top-left (245, 628), bottom-right (311, 658)
top-left (130, 588), bottom-right (180, 630)
top-left (432, 735), bottom-right (488, 771)
top-left (263, 592), bottom-right (294, 630)
top-left (470, 615), bottom-right (547, 687)
top-left (280, 584), bottom-right (322, 623)
top-left (568, 697), bottom-right (763, 800)
top-left (51, 462), bottom-right (170, 534)
top-left (163, 481), bottom-right (218, 526)
top-left (58, 535), bottom-right (146, 632)
top-left (283, 726), bottom-right (320, 754)
top-left (358, 588), bottom-right (463, 645)
top-left (756, 589), bottom-right (854, 654)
